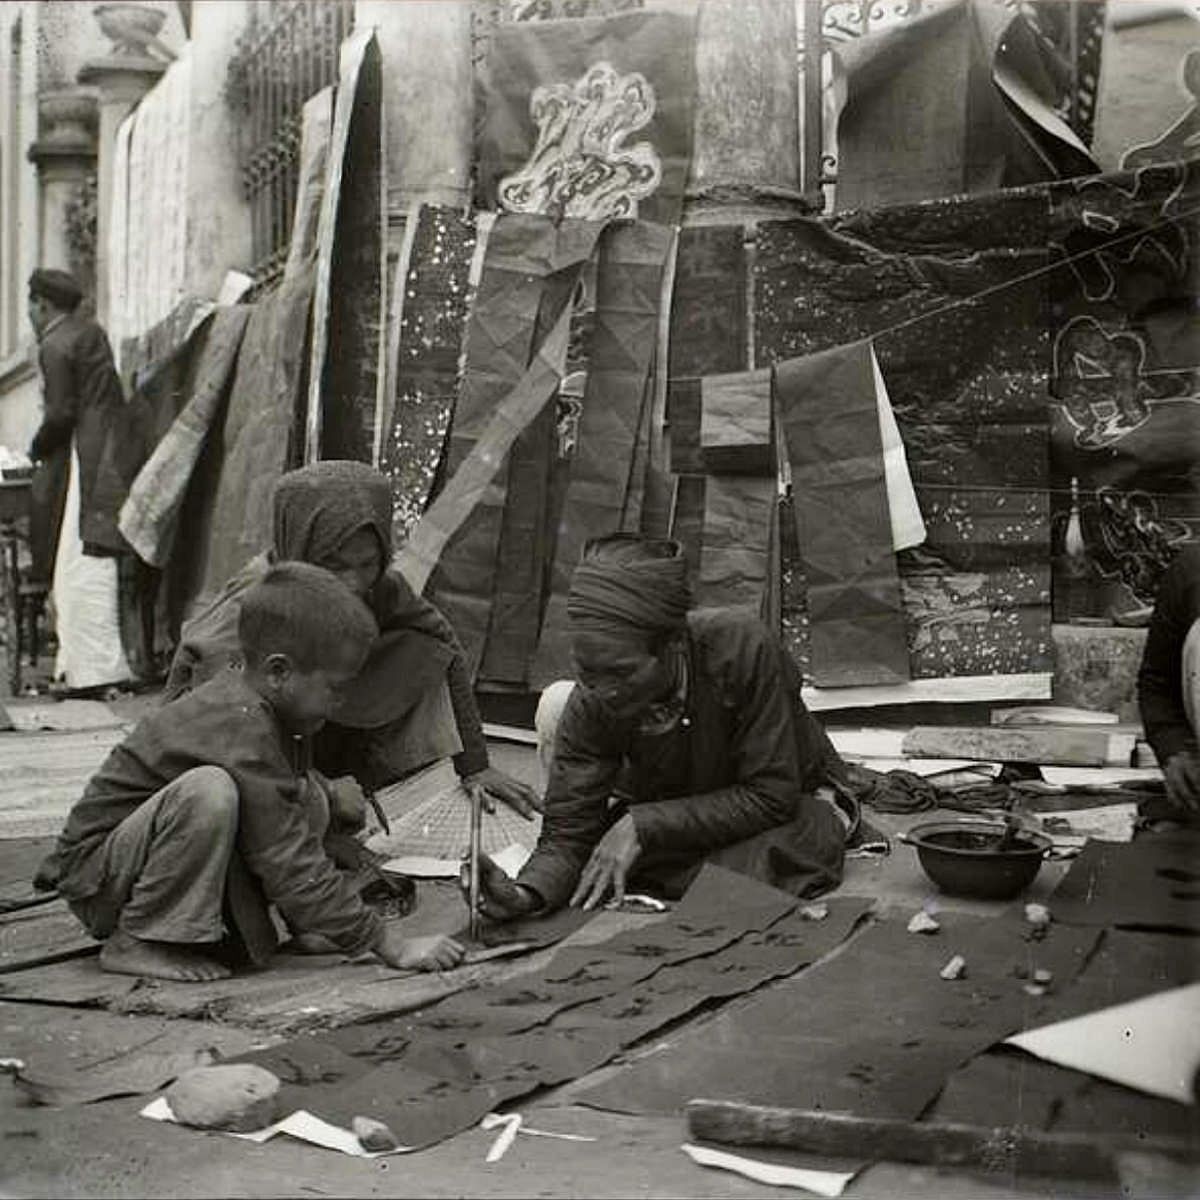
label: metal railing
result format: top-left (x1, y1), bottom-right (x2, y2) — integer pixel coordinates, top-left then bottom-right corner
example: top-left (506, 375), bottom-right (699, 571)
top-left (239, 0), bottom-right (352, 284)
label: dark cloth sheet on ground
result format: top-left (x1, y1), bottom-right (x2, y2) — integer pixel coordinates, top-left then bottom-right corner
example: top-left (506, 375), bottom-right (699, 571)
top-left (754, 193), bottom-right (1052, 682)
top-left (575, 909), bottom-right (1097, 1119)
top-left (227, 867), bottom-right (866, 1149)
top-left (1049, 828), bottom-right (1200, 933)
top-left (931, 928), bottom-right (1200, 1141)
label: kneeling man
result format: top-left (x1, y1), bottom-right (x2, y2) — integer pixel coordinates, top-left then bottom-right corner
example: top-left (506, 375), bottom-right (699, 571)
top-left (475, 534), bottom-right (851, 920)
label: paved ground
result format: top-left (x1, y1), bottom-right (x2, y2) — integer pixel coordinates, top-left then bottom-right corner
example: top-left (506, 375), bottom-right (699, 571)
top-left (0, 652), bottom-right (1169, 1198)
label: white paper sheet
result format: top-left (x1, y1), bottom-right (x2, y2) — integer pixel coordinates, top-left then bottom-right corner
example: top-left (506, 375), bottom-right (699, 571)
top-left (1005, 983), bottom-right (1200, 1105)
top-left (140, 1096), bottom-right (408, 1156)
top-left (804, 672), bottom-right (1053, 712)
top-left (1040, 803), bottom-right (1139, 844)
top-left (1040, 767), bottom-right (1163, 788)
top-left (682, 1143), bottom-right (858, 1196)
top-left (871, 345), bottom-right (926, 552)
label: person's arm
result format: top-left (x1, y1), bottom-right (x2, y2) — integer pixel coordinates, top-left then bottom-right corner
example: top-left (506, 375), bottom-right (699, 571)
top-left (628, 632), bottom-right (799, 857)
top-left (30, 337), bottom-right (77, 462)
top-left (376, 570), bottom-right (489, 775)
top-left (514, 694), bottom-right (625, 911)
top-left (1138, 554), bottom-right (1200, 768)
top-left (233, 755), bottom-right (383, 955)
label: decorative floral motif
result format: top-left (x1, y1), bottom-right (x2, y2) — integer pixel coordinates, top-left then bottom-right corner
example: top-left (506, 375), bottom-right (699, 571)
top-left (498, 61), bottom-right (662, 220)
top-left (902, 573), bottom-right (991, 653)
top-left (1053, 315), bottom-right (1153, 449)
top-left (1092, 487), bottom-right (1191, 607)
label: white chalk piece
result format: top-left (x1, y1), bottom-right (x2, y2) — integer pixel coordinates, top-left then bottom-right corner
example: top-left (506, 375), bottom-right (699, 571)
top-left (1005, 983), bottom-right (1200, 1105)
top-left (907, 911), bottom-right (941, 935)
top-left (940, 955), bottom-right (967, 980)
top-left (682, 1143), bottom-right (858, 1196)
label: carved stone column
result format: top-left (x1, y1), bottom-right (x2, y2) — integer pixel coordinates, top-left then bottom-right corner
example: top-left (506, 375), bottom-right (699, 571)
top-left (686, 0), bottom-right (812, 224)
top-left (28, 90), bottom-right (98, 286)
top-left (76, 5), bottom-right (168, 324)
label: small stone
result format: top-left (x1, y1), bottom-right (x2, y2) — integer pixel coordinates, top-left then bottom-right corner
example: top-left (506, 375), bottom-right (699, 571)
top-left (907, 911), bottom-right (941, 935)
top-left (353, 1115), bottom-right (400, 1152)
top-left (801, 903), bottom-right (829, 921)
top-left (1033, 968), bottom-right (1053, 985)
top-left (166, 1064), bottom-right (281, 1133)
top-left (1024, 903), bottom-right (1051, 927)
top-left (940, 954), bottom-right (967, 981)
top-left (1023, 983), bottom-right (1048, 997)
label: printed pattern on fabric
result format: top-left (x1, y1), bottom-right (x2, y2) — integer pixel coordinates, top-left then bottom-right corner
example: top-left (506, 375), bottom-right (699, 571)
top-left (1048, 160), bottom-right (1200, 621)
top-left (381, 207), bottom-right (477, 543)
top-left (755, 192), bottom-right (1053, 681)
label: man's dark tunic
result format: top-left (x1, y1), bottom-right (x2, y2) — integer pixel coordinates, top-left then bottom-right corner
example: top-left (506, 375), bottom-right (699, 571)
top-left (29, 309), bottom-right (141, 576)
top-left (518, 609), bottom-right (848, 909)
top-left (1138, 545), bottom-right (1200, 768)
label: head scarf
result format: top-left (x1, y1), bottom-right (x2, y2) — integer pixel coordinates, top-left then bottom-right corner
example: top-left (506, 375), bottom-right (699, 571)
top-left (29, 268), bottom-right (83, 312)
top-left (567, 533), bottom-right (691, 640)
top-left (272, 460), bottom-right (392, 566)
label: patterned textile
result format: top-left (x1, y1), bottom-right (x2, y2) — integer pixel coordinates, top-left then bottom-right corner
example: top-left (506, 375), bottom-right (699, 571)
top-left (379, 207), bottom-right (477, 543)
top-left (755, 191), bottom-right (1053, 681)
top-left (1048, 160), bottom-right (1200, 620)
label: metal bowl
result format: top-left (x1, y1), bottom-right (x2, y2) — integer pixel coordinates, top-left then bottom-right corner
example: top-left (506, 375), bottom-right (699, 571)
top-left (905, 819), bottom-right (1051, 900)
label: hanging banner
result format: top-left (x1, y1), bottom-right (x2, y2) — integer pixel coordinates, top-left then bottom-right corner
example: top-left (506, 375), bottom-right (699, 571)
top-left (777, 340), bottom-right (912, 688)
top-left (306, 29), bottom-right (386, 465)
top-left (477, 9), bottom-right (697, 226)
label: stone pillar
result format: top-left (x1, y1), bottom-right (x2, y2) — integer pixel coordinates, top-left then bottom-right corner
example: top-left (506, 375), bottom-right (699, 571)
top-left (356, 0), bottom-right (474, 213)
top-left (686, 0), bottom-right (811, 224)
top-left (28, 90), bottom-right (98, 286)
top-left (76, 6), bottom-right (166, 325)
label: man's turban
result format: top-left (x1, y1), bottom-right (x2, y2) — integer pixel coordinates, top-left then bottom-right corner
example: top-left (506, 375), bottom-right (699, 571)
top-left (28, 268), bottom-right (83, 311)
top-left (567, 534), bottom-right (691, 640)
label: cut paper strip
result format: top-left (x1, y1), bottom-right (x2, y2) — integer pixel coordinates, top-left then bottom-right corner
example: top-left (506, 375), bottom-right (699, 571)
top-left (1005, 983), bottom-right (1200, 1105)
top-left (870, 344), bottom-right (925, 552)
top-left (696, 474), bottom-right (776, 614)
top-left (397, 300), bottom-right (575, 595)
top-left (140, 1096), bottom-right (403, 1157)
top-left (700, 368), bottom-right (774, 475)
top-left (777, 340), bottom-right (911, 688)
top-left (682, 1143), bottom-right (857, 1197)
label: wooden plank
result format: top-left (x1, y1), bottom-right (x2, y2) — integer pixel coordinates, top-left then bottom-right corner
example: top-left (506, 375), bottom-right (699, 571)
top-left (902, 725), bottom-right (1135, 767)
top-left (685, 1101), bottom-right (1198, 1180)
top-left (0, 898), bottom-right (99, 975)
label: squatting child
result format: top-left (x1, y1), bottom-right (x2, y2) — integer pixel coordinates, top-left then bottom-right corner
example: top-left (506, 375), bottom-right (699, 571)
top-left (34, 561), bottom-right (464, 982)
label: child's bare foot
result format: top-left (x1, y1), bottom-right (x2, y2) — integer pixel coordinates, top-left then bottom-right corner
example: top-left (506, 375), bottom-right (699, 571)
top-left (99, 930), bottom-right (231, 982)
top-left (282, 931), bottom-right (340, 955)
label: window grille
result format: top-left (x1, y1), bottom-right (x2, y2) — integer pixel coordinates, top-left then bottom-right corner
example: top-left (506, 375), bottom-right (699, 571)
top-left (239, 0), bottom-right (352, 285)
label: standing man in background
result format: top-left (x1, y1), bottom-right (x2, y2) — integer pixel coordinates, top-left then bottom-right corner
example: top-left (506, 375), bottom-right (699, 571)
top-left (27, 268), bottom-right (139, 691)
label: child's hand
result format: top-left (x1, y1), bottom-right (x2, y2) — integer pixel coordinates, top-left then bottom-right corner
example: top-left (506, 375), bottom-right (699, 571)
top-left (372, 925), bottom-right (464, 972)
top-left (326, 776), bottom-right (368, 830)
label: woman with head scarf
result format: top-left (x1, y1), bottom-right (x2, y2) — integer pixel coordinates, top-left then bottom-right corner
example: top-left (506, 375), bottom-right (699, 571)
top-left (473, 533), bottom-right (851, 919)
top-left (164, 461), bottom-right (538, 818)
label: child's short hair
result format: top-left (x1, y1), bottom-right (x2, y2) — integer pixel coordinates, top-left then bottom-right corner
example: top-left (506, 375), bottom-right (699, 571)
top-left (238, 561), bottom-right (378, 671)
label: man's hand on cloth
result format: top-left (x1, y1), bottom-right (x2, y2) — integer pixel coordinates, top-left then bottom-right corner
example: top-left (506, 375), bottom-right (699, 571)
top-left (1165, 750), bottom-right (1200, 812)
top-left (460, 853), bottom-right (541, 923)
top-left (570, 812), bottom-right (641, 911)
top-left (463, 766), bottom-right (543, 819)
